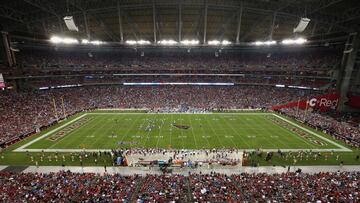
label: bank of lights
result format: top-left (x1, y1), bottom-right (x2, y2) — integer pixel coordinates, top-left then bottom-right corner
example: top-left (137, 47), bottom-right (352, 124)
top-left (158, 39), bottom-right (178, 45)
top-left (281, 37), bottom-right (307, 45)
top-left (208, 40), bottom-right (231, 45)
top-left (181, 40), bottom-right (199, 45)
top-left (50, 36), bottom-right (105, 45)
top-left (81, 39), bottom-right (104, 45)
top-left (254, 40), bottom-right (277, 46)
top-left (50, 36), bottom-right (78, 44)
top-left (125, 40), bottom-right (151, 45)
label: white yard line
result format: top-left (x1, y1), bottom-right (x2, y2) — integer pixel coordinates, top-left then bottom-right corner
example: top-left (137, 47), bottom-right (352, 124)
top-left (272, 114), bottom-right (352, 152)
top-left (189, 115), bottom-right (199, 149)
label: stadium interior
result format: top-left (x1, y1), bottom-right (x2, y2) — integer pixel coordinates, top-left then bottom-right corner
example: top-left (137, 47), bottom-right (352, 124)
top-left (0, 0), bottom-right (360, 202)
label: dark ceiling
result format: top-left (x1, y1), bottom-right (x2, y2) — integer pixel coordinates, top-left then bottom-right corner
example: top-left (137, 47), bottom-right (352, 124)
top-left (0, 0), bottom-right (359, 43)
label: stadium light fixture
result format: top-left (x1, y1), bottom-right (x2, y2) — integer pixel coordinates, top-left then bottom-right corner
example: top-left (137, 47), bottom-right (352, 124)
top-left (81, 39), bottom-right (89, 44)
top-left (125, 40), bottom-right (137, 45)
top-left (208, 40), bottom-right (221, 45)
top-left (90, 40), bottom-right (103, 45)
top-left (50, 36), bottom-right (63, 44)
top-left (208, 40), bottom-right (232, 46)
top-left (137, 40), bottom-right (151, 45)
top-left (62, 37), bottom-right (78, 44)
top-left (158, 39), bottom-right (178, 45)
top-left (50, 36), bottom-right (79, 44)
top-left (281, 37), bottom-right (307, 45)
top-left (253, 40), bottom-right (277, 46)
top-left (221, 40), bottom-right (231, 45)
top-left (125, 40), bottom-right (151, 45)
top-left (180, 39), bottom-right (199, 45)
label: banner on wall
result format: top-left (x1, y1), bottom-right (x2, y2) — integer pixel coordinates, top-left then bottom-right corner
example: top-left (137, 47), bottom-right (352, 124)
top-left (271, 93), bottom-right (339, 112)
top-left (347, 95), bottom-right (360, 108)
top-left (272, 93), bottom-right (360, 111)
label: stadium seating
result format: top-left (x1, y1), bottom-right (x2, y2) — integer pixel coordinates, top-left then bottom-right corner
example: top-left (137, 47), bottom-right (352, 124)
top-left (0, 171), bottom-right (358, 202)
top-left (0, 86), bottom-right (316, 146)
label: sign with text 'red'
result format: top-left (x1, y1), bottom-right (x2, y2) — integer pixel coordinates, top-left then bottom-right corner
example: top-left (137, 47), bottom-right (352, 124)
top-left (0, 73), bottom-right (5, 88)
top-left (271, 93), bottom-right (339, 112)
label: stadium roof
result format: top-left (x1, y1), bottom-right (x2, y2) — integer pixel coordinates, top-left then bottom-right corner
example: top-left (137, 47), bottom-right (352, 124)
top-left (0, 0), bottom-right (359, 43)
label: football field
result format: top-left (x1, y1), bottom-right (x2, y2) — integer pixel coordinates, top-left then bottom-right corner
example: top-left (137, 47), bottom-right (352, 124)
top-left (14, 112), bottom-right (350, 152)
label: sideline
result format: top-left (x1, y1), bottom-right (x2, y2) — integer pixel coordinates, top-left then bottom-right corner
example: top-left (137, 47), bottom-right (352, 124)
top-left (272, 114), bottom-right (351, 152)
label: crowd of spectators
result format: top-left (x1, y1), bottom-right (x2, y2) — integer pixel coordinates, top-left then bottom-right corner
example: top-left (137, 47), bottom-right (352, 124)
top-left (0, 171), bottom-right (141, 202)
top-left (279, 108), bottom-right (360, 148)
top-left (0, 171), bottom-right (358, 202)
top-left (8, 48), bottom-right (339, 76)
top-left (0, 86), bottom-right (315, 146)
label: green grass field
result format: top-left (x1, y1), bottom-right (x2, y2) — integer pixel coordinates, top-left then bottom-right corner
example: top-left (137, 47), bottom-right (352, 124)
top-left (14, 112), bottom-right (349, 151)
top-left (1, 111), bottom-right (359, 166)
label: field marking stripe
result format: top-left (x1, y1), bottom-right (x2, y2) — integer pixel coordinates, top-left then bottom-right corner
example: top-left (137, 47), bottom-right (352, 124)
top-left (260, 118), bottom-right (294, 148)
top-left (188, 115), bottom-right (198, 149)
top-left (272, 114), bottom-right (352, 152)
top-left (15, 148), bottom-right (350, 153)
top-left (266, 116), bottom-right (318, 148)
top-left (117, 115), bottom-right (142, 146)
top-left (13, 114), bottom-right (88, 152)
top-left (47, 116), bottom-right (98, 149)
top-left (220, 116), bottom-right (251, 148)
top-left (88, 112), bottom-right (269, 115)
top-left (82, 116), bottom-right (111, 149)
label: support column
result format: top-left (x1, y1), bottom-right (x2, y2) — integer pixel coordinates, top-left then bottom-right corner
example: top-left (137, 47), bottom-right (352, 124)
top-left (1, 32), bottom-right (15, 67)
top-left (269, 12), bottom-right (277, 40)
top-left (117, 0), bottom-right (124, 43)
top-left (337, 33), bottom-right (359, 112)
top-left (178, 2), bottom-right (182, 42)
top-left (152, 0), bottom-right (157, 43)
top-left (83, 12), bottom-right (90, 40)
top-left (203, 1), bottom-right (208, 44)
top-left (311, 22), bottom-right (317, 36)
top-left (235, 5), bottom-right (243, 44)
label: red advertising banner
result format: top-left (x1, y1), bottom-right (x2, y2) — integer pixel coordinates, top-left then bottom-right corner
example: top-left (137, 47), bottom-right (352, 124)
top-left (348, 95), bottom-right (360, 108)
top-left (271, 93), bottom-right (339, 112)
top-left (272, 93), bottom-right (360, 111)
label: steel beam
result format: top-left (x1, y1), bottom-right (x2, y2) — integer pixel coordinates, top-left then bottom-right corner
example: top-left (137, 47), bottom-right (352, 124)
top-left (308, 0), bottom-right (344, 15)
top-left (0, 6), bottom-right (27, 23)
top-left (235, 5), bottom-right (243, 44)
top-left (311, 22), bottom-right (318, 36)
top-left (23, 0), bottom-right (59, 18)
top-left (57, 17), bottom-right (64, 33)
top-left (83, 12), bottom-right (90, 39)
top-left (42, 19), bottom-right (48, 35)
top-left (117, 1), bottom-right (124, 43)
top-left (269, 12), bottom-right (277, 40)
top-left (203, 0), bottom-right (208, 44)
top-left (152, 0), bottom-right (157, 43)
top-left (337, 33), bottom-right (359, 112)
top-left (178, 2), bottom-right (182, 42)
top-left (122, 11), bottom-right (140, 40)
top-left (217, 12), bottom-right (238, 41)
